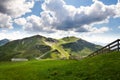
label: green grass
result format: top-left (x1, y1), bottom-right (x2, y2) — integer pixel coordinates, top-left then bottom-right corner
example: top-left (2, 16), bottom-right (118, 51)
top-left (0, 51), bottom-right (120, 80)
top-left (59, 36), bottom-right (79, 44)
top-left (44, 40), bottom-right (70, 59)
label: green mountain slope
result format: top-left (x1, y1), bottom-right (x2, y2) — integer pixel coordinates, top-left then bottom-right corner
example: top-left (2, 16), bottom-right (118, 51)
top-left (61, 38), bottom-right (101, 57)
top-left (0, 35), bottom-right (52, 61)
top-left (0, 51), bottom-right (120, 80)
top-left (59, 36), bottom-right (79, 44)
top-left (0, 35), bottom-right (101, 61)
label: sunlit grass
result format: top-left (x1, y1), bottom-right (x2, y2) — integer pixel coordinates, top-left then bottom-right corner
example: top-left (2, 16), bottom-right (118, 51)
top-left (0, 51), bottom-right (120, 80)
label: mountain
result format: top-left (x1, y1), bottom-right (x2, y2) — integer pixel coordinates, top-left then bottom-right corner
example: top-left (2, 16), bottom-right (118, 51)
top-left (0, 39), bottom-right (9, 46)
top-left (0, 35), bottom-right (101, 61)
top-left (0, 35), bottom-right (52, 61)
top-left (61, 38), bottom-right (101, 57)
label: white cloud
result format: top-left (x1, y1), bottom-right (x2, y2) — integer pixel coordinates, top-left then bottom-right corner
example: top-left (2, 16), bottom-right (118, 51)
top-left (115, 2), bottom-right (120, 17)
top-left (24, 15), bottom-right (42, 32)
top-left (41, 0), bottom-right (118, 31)
top-left (17, 0), bottom-right (119, 33)
top-left (0, 0), bottom-right (35, 29)
top-left (0, 0), bottom-right (119, 32)
top-left (0, 31), bottom-right (31, 40)
top-left (0, 0), bottom-right (34, 18)
top-left (91, 27), bottom-right (110, 33)
top-left (0, 13), bottom-right (13, 29)
top-left (82, 35), bottom-right (118, 46)
top-left (1, 30), bottom-right (7, 33)
top-left (118, 0), bottom-right (120, 3)
top-left (15, 14), bottom-right (57, 33)
top-left (1, 0), bottom-right (120, 32)
top-left (14, 18), bottom-right (27, 26)
top-left (118, 26), bottom-right (120, 29)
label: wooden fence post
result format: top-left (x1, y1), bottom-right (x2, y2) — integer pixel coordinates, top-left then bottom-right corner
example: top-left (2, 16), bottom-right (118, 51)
top-left (108, 45), bottom-right (110, 52)
top-left (118, 40), bottom-right (120, 51)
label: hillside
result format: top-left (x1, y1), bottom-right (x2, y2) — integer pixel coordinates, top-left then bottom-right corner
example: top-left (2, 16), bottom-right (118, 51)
top-left (59, 36), bottom-right (79, 44)
top-left (0, 39), bottom-right (9, 46)
top-left (0, 51), bottom-right (120, 80)
top-left (0, 35), bottom-right (52, 61)
top-left (0, 35), bottom-right (101, 61)
top-left (61, 39), bottom-right (101, 57)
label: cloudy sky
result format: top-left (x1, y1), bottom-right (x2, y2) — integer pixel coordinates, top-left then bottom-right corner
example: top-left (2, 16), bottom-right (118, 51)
top-left (0, 0), bottom-right (120, 45)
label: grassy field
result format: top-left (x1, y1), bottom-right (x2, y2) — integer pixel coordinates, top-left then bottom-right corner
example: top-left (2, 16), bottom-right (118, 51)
top-left (0, 51), bottom-right (120, 80)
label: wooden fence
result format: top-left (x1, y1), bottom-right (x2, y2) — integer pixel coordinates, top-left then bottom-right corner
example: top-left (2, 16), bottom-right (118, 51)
top-left (88, 39), bottom-right (120, 57)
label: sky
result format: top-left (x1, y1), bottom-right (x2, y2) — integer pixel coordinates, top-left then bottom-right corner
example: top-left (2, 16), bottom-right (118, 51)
top-left (0, 0), bottom-right (120, 45)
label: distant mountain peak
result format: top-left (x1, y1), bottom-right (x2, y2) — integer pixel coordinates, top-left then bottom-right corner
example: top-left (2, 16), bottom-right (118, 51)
top-left (0, 39), bottom-right (9, 46)
top-left (31, 35), bottom-right (45, 38)
top-left (21, 35), bottom-right (46, 41)
top-left (63, 36), bottom-right (79, 39)
top-left (1, 38), bottom-right (9, 40)
top-left (60, 36), bottom-right (79, 43)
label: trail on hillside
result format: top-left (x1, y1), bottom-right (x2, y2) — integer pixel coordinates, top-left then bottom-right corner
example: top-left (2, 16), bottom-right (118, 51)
top-left (44, 41), bottom-right (69, 59)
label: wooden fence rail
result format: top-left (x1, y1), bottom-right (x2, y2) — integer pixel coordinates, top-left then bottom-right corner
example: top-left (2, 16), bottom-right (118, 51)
top-left (88, 39), bottom-right (120, 57)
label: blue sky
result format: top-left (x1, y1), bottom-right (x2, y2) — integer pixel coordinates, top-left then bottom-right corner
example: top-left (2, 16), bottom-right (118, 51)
top-left (0, 0), bottom-right (120, 45)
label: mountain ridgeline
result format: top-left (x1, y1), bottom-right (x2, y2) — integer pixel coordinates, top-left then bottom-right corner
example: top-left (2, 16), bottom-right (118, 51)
top-left (0, 39), bottom-right (9, 46)
top-left (0, 35), bottom-right (101, 61)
